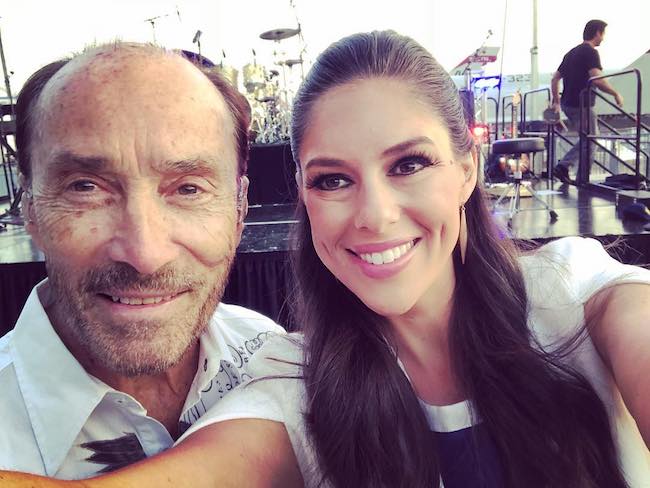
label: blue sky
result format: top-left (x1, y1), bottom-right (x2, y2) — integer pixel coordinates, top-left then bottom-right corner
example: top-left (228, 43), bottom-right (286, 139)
top-left (1, 0), bottom-right (648, 95)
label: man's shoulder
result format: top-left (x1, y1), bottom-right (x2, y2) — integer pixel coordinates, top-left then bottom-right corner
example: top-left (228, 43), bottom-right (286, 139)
top-left (208, 303), bottom-right (286, 343)
top-left (563, 42), bottom-right (590, 57)
top-left (212, 303), bottom-right (285, 330)
top-left (0, 331), bottom-right (15, 373)
top-left (573, 43), bottom-right (598, 57)
top-left (0, 334), bottom-right (42, 474)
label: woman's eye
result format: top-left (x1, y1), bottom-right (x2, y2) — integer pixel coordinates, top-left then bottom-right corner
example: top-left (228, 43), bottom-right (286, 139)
top-left (391, 159), bottom-right (427, 176)
top-left (310, 175), bottom-right (351, 191)
top-left (70, 181), bottom-right (97, 192)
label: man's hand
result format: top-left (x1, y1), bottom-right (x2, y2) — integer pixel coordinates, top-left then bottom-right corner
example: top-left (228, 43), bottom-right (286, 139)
top-left (551, 100), bottom-right (561, 113)
top-left (614, 92), bottom-right (624, 107)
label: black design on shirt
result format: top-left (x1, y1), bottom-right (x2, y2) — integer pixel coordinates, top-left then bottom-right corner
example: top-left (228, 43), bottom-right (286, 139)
top-left (81, 433), bottom-right (146, 473)
top-left (178, 331), bottom-right (277, 428)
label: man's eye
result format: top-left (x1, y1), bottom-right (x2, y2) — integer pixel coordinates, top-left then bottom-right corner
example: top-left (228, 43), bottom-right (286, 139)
top-left (177, 184), bottom-right (200, 195)
top-left (70, 181), bottom-right (97, 192)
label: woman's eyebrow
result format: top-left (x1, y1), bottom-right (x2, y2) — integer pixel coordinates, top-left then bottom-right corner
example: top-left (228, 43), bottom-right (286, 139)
top-left (303, 157), bottom-right (348, 172)
top-left (381, 136), bottom-right (435, 157)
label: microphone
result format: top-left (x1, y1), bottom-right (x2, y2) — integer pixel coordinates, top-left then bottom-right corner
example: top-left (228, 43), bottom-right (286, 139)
top-left (192, 30), bottom-right (202, 43)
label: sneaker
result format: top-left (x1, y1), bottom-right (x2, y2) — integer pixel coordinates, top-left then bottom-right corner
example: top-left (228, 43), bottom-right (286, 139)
top-left (554, 165), bottom-right (574, 184)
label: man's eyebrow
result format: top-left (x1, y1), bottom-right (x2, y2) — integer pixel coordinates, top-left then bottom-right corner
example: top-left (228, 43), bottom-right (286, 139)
top-left (45, 153), bottom-right (222, 177)
top-left (156, 158), bottom-right (220, 176)
top-left (47, 151), bottom-right (110, 174)
top-left (380, 136), bottom-right (435, 157)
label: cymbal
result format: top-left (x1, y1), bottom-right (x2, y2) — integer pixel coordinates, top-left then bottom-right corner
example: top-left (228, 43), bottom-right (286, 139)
top-left (276, 59), bottom-right (303, 67)
top-left (260, 27), bottom-right (300, 41)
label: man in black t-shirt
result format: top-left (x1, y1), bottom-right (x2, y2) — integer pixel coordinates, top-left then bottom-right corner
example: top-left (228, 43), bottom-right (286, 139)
top-left (551, 19), bottom-right (623, 183)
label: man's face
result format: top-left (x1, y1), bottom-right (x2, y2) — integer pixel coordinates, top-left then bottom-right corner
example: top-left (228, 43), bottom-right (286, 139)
top-left (595, 28), bottom-right (606, 46)
top-left (26, 51), bottom-right (244, 376)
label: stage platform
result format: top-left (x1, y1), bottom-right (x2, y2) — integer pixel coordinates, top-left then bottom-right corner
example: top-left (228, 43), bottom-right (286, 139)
top-left (2, 179), bottom-right (650, 335)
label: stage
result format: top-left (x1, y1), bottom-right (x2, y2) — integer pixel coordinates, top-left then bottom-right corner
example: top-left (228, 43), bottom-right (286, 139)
top-left (2, 178), bottom-right (650, 336)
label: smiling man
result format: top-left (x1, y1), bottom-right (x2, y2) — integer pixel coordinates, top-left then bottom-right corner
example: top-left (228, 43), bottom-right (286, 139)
top-left (0, 43), bottom-right (284, 479)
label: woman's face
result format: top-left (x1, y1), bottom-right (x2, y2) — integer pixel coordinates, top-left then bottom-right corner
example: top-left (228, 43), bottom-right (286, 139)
top-left (298, 78), bottom-right (476, 318)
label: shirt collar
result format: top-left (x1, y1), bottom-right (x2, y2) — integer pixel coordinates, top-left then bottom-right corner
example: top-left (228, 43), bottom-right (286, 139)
top-left (11, 279), bottom-right (111, 476)
top-left (181, 308), bottom-right (239, 412)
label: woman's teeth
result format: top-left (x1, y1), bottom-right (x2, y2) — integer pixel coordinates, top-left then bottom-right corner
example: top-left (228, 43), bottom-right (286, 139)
top-left (359, 241), bottom-right (414, 265)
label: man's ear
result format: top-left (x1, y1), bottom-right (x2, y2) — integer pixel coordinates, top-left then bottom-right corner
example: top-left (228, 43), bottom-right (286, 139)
top-left (19, 175), bottom-right (44, 249)
top-left (236, 175), bottom-right (249, 235)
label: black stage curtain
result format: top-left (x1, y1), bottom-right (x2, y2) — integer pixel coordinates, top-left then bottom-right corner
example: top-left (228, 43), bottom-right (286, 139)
top-left (0, 262), bottom-right (48, 336)
top-left (247, 142), bottom-right (298, 205)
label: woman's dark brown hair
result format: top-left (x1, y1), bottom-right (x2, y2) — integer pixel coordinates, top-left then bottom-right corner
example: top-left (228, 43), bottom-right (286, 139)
top-left (290, 30), bottom-right (628, 488)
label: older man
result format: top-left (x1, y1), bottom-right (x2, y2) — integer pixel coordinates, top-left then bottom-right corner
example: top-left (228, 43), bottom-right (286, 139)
top-left (0, 43), bottom-right (284, 479)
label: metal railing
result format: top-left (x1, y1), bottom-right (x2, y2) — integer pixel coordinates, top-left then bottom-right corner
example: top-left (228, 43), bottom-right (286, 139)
top-left (522, 87), bottom-right (551, 128)
top-left (579, 68), bottom-right (645, 188)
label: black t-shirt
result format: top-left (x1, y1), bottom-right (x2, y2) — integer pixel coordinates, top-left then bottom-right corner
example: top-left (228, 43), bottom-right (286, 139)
top-left (558, 43), bottom-right (602, 107)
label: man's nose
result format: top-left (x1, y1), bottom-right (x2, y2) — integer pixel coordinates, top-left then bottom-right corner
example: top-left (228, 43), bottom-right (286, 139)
top-left (106, 194), bottom-right (179, 275)
top-left (353, 180), bottom-right (400, 233)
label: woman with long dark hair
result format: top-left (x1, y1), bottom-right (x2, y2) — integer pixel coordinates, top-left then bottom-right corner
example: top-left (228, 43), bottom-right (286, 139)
top-left (2, 29), bottom-right (649, 488)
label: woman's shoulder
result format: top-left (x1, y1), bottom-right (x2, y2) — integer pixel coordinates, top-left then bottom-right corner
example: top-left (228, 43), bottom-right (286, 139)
top-left (518, 236), bottom-right (650, 345)
top-left (519, 236), bottom-right (650, 302)
top-left (519, 236), bottom-right (608, 273)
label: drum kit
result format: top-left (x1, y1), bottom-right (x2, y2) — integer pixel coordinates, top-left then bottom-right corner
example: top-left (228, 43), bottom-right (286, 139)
top-left (215, 26), bottom-right (305, 145)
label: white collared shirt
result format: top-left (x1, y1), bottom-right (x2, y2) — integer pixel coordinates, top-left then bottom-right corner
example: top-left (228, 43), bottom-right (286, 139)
top-left (0, 279), bottom-right (285, 479)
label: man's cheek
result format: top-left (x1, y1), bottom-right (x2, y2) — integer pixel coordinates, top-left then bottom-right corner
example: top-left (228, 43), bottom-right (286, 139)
top-left (36, 207), bottom-right (111, 256)
top-left (183, 217), bottom-right (238, 267)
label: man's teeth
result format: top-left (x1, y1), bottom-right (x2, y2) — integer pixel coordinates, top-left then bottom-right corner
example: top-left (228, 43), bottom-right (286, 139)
top-left (359, 241), bottom-right (414, 265)
top-left (110, 295), bottom-right (174, 305)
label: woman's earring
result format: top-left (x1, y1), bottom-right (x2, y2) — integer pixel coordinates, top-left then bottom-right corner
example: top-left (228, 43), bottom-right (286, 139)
top-left (459, 204), bottom-right (467, 265)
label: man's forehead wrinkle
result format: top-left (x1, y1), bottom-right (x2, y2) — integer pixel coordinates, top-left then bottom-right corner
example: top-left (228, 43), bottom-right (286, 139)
top-left (36, 44), bottom-right (231, 131)
top-left (30, 43), bottom-right (239, 179)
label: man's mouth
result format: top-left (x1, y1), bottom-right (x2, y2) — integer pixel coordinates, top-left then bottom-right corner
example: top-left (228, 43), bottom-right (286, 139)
top-left (96, 292), bottom-right (185, 306)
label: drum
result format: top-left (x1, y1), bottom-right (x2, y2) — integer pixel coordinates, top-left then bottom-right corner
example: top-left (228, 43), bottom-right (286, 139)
top-left (243, 63), bottom-right (267, 93)
top-left (214, 65), bottom-right (239, 89)
top-left (253, 83), bottom-right (278, 103)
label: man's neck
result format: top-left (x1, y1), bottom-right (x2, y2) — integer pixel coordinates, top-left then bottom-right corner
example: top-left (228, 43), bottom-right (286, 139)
top-left (585, 39), bottom-right (598, 48)
top-left (88, 342), bottom-right (200, 439)
top-left (45, 295), bottom-right (200, 439)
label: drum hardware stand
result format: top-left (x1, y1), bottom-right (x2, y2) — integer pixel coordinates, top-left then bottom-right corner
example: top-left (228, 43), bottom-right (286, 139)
top-left (144, 14), bottom-right (167, 43)
top-left (192, 30), bottom-right (202, 65)
top-left (491, 95), bottom-right (558, 227)
top-left (144, 8), bottom-right (180, 44)
top-left (289, 0), bottom-right (306, 81)
top-left (0, 19), bottom-right (20, 231)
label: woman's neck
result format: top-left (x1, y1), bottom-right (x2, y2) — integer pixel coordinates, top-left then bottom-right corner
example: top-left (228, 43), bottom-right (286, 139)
top-left (386, 267), bottom-right (465, 405)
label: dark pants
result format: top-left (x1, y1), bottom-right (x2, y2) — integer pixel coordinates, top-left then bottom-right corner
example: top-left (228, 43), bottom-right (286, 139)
top-left (557, 103), bottom-right (598, 169)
